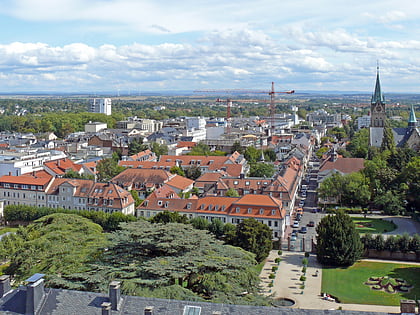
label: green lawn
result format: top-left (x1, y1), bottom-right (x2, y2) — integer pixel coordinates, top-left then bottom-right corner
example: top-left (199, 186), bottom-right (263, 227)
top-left (322, 261), bottom-right (420, 306)
top-left (351, 217), bottom-right (396, 234)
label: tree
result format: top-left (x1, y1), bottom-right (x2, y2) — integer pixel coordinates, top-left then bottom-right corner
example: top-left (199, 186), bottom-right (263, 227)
top-left (96, 158), bottom-right (125, 181)
top-left (1, 213), bottom-right (107, 281)
top-left (381, 124), bottom-right (396, 154)
top-left (232, 218), bottom-right (272, 262)
top-left (373, 190), bottom-right (405, 215)
top-left (184, 165), bottom-right (202, 180)
top-left (190, 217), bottom-right (210, 230)
top-left (150, 211), bottom-right (189, 224)
top-left (128, 137), bottom-right (148, 155)
top-left (130, 190), bottom-right (142, 207)
top-left (244, 146), bottom-right (260, 163)
top-left (169, 166), bottom-right (185, 177)
top-left (225, 188), bottom-right (239, 197)
top-left (208, 218), bottom-right (225, 239)
top-left (263, 149), bottom-right (277, 162)
top-left (249, 163), bottom-right (275, 178)
top-left (316, 212), bottom-right (363, 266)
top-left (150, 142), bottom-right (168, 158)
top-left (347, 128), bottom-right (369, 158)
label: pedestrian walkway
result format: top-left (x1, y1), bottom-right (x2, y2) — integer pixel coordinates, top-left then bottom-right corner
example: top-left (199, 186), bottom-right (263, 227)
top-left (259, 250), bottom-right (401, 313)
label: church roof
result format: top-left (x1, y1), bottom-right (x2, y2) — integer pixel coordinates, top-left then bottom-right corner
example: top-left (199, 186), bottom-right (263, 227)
top-left (371, 67), bottom-right (385, 105)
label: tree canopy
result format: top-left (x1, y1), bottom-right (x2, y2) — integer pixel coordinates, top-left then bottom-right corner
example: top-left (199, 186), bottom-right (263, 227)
top-left (316, 212), bottom-right (363, 266)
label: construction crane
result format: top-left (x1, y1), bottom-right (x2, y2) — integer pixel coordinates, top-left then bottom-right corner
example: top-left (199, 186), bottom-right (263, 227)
top-left (195, 82), bottom-right (294, 132)
top-left (215, 98), bottom-right (265, 135)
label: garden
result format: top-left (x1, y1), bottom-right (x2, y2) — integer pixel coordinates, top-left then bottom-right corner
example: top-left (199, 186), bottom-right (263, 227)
top-left (322, 261), bottom-right (420, 306)
top-left (351, 217), bottom-right (396, 234)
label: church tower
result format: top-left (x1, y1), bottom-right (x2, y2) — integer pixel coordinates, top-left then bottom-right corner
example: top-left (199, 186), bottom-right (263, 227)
top-left (408, 105), bottom-right (418, 129)
top-left (370, 67), bottom-right (386, 127)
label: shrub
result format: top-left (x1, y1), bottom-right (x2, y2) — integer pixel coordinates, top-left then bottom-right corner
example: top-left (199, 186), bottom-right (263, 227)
top-left (302, 266), bottom-right (307, 273)
top-left (269, 273), bottom-right (275, 279)
top-left (278, 250), bottom-right (282, 256)
top-left (274, 258), bottom-right (281, 264)
top-left (304, 252), bottom-right (310, 257)
top-left (272, 266), bottom-right (278, 272)
top-left (300, 284), bottom-right (305, 289)
top-left (302, 258), bottom-right (308, 266)
top-left (268, 282), bottom-right (273, 287)
top-left (300, 275), bottom-right (306, 282)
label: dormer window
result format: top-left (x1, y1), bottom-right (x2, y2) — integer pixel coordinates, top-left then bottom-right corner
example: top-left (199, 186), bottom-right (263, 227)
top-left (187, 202), bottom-right (192, 209)
top-left (221, 205), bottom-right (226, 211)
top-left (164, 201), bottom-right (169, 208)
top-left (247, 208), bottom-right (252, 214)
top-left (245, 181), bottom-right (250, 186)
top-left (214, 205), bottom-right (219, 211)
top-left (236, 207), bottom-right (240, 213)
top-left (259, 208), bottom-right (264, 215)
top-left (272, 209), bottom-right (276, 215)
top-left (144, 200), bottom-right (149, 206)
top-left (208, 204), bottom-right (212, 210)
top-left (158, 200), bottom-right (163, 206)
top-left (200, 204), bottom-right (205, 210)
top-left (233, 181), bottom-right (239, 185)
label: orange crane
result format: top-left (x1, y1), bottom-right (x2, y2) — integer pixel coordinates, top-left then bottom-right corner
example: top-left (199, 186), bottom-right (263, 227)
top-left (195, 82), bottom-right (294, 132)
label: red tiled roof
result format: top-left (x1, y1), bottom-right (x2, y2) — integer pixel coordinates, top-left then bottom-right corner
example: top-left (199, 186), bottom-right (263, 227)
top-left (0, 175), bottom-right (52, 186)
top-left (176, 141), bottom-right (197, 148)
top-left (166, 175), bottom-right (194, 190)
top-left (320, 158), bottom-right (365, 174)
top-left (44, 158), bottom-right (81, 175)
top-left (118, 161), bottom-right (176, 169)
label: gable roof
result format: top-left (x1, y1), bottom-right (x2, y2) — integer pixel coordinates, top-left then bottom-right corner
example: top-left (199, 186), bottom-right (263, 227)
top-left (320, 157), bottom-right (365, 174)
top-left (112, 168), bottom-right (173, 187)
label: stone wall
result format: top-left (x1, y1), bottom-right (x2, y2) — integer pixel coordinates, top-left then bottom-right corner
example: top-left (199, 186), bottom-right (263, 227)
top-left (364, 249), bottom-right (420, 262)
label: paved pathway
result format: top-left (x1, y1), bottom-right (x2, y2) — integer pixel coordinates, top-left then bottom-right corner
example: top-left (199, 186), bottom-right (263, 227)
top-left (259, 250), bottom-right (406, 313)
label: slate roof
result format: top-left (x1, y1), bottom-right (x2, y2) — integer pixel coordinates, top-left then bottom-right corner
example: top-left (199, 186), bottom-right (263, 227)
top-left (0, 286), bottom-right (390, 315)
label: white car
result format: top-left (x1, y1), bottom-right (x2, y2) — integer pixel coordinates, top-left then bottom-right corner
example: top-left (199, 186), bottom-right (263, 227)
top-left (299, 200), bottom-right (305, 207)
top-left (292, 221), bottom-right (299, 228)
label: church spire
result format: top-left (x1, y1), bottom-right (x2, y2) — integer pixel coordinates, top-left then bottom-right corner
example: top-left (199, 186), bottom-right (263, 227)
top-left (371, 66), bottom-right (385, 105)
top-left (408, 105), bottom-right (417, 128)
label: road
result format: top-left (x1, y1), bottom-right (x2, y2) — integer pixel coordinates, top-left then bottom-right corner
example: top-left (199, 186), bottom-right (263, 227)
top-left (286, 159), bottom-right (325, 252)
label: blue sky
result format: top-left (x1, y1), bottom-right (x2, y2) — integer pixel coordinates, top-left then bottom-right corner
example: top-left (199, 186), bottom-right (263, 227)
top-left (0, 0), bottom-right (419, 93)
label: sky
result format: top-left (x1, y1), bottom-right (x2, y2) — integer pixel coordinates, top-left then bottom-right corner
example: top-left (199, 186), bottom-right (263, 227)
top-left (0, 0), bottom-right (419, 93)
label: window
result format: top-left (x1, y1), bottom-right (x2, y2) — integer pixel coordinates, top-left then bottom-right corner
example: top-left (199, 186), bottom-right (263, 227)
top-left (274, 221), bottom-right (278, 227)
top-left (164, 201), bottom-right (169, 208)
top-left (158, 200), bottom-right (163, 206)
top-left (247, 208), bottom-right (252, 214)
top-left (259, 208), bottom-right (264, 215)
top-left (4, 184), bottom-right (10, 188)
top-left (200, 204), bottom-right (205, 210)
top-left (22, 184), bottom-right (28, 189)
top-left (208, 204), bottom-right (212, 210)
top-left (108, 190), bottom-right (113, 194)
top-left (214, 205), bottom-right (219, 211)
top-left (271, 210), bottom-right (276, 215)
top-left (109, 200), bottom-right (113, 206)
top-left (233, 181), bottom-right (238, 185)
top-left (245, 181), bottom-right (250, 186)
top-left (186, 202), bottom-right (191, 209)
top-left (235, 207), bottom-right (240, 213)
top-left (221, 205), bottom-right (225, 211)
top-left (268, 220), bottom-right (272, 226)
top-left (14, 184), bottom-right (18, 189)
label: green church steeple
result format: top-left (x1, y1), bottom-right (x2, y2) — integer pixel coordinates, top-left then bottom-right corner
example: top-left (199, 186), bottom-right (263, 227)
top-left (371, 66), bottom-right (385, 105)
top-left (408, 105), bottom-right (417, 128)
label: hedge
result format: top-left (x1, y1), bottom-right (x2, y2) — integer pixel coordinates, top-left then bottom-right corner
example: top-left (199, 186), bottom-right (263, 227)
top-left (4, 204), bottom-right (137, 231)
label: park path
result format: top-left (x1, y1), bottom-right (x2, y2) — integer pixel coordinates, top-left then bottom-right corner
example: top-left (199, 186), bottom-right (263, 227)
top-left (259, 250), bottom-right (403, 313)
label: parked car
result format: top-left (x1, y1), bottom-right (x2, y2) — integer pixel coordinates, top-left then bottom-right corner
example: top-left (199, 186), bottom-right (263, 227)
top-left (307, 221), bottom-right (315, 227)
top-left (292, 221), bottom-right (299, 228)
top-left (299, 226), bottom-right (307, 234)
top-left (291, 234), bottom-right (297, 241)
top-left (296, 213), bottom-right (302, 221)
top-left (299, 200), bottom-right (305, 207)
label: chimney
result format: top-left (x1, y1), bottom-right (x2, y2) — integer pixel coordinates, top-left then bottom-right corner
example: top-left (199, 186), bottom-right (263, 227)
top-left (25, 273), bottom-right (45, 315)
top-left (144, 306), bottom-right (154, 315)
top-left (0, 275), bottom-right (11, 298)
top-left (109, 281), bottom-right (122, 311)
top-left (8, 172), bottom-right (11, 176)
top-left (239, 172), bottom-right (244, 179)
top-left (101, 302), bottom-right (112, 315)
